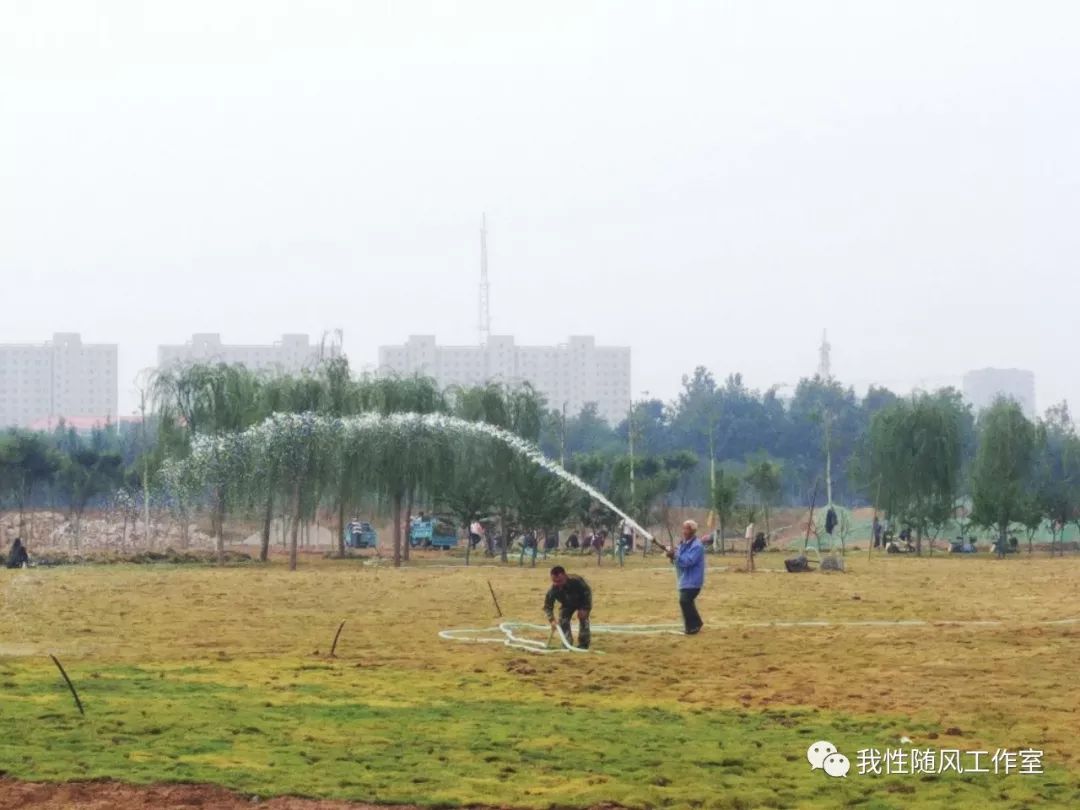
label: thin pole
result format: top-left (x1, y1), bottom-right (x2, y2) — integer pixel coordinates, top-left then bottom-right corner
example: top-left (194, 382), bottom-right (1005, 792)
top-left (49, 655), bottom-right (84, 716)
top-left (487, 580), bottom-right (504, 618)
top-left (330, 620), bottom-right (346, 657)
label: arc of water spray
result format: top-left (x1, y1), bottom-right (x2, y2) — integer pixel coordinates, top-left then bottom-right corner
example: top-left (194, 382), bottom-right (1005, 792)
top-left (186, 412), bottom-right (654, 541)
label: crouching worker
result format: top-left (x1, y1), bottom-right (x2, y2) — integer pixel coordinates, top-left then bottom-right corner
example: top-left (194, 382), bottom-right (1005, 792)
top-left (543, 565), bottom-right (592, 649)
top-left (6, 538), bottom-right (29, 569)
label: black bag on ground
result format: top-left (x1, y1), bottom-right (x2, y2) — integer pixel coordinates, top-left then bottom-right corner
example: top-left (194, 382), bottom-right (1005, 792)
top-left (784, 555), bottom-right (812, 572)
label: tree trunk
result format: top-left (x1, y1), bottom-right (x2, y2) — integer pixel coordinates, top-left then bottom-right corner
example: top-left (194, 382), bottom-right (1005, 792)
top-left (392, 491), bottom-right (403, 568)
top-left (464, 518), bottom-right (472, 566)
top-left (18, 484), bottom-right (26, 537)
top-left (499, 514), bottom-right (509, 564)
top-left (403, 489), bottom-right (414, 563)
top-left (260, 493), bottom-right (273, 562)
top-left (337, 496), bottom-right (346, 558)
top-left (824, 417), bottom-right (833, 508)
top-left (143, 462), bottom-right (151, 550)
top-left (214, 487), bottom-right (226, 566)
top-left (289, 484), bottom-right (301, 571)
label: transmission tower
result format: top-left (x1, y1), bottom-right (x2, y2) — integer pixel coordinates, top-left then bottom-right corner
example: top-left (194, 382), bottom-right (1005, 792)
top-left (817, 329), bottom-right (832, 379)
top-left (478, 213), bottom-right (491, 346)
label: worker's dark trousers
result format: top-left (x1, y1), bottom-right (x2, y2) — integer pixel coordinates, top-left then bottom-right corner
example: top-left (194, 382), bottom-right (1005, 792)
top-left (559, 606), bottom-right (590, 649)
top-left (679, 588), bottom-right (703, 633)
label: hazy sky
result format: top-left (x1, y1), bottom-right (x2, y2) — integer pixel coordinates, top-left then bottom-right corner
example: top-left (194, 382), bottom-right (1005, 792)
top-left (2, 1), bottom-right (1077, 416)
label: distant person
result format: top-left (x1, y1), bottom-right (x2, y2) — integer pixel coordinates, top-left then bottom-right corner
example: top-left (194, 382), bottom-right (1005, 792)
top-left (520, 531), bottom-right (538, 567)
top-left (582, 531), bottom-right (594, 555)
top-left (566, 531), bottom-right (580, 551)
top-left (469, 520), bottom-right (483, 550)
top-left (752, 532), bottom-right (767, 553)
top-left (899, 527), bottom-right (913, 551)
top-left (620, 519), bottom-right (634, 552)
top-left (872, 516), bottom-right (882, 548)
top-left (666, 520), bottom-right (705, 635)
top-left (592, 530), bottom-right (605, 565)
top-left (543, 529), bottom-right (558, 558)
top-left (6, 538), bottom-right (29, 569)
top-left (543, 566), bottom-right (592, 650)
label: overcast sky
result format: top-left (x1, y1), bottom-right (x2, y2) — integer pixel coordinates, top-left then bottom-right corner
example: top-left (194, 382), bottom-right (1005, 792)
top-left (2, 1), bottom-right (1077, 416)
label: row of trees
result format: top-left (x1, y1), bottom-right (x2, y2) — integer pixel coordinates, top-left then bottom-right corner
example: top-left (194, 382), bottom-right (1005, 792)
top-left (0, 425), bottom-right (129, 544)
top-left (543, 368), bottom-right (906, 505)
top-left (852, 393), bottom-right (1080, 555)
top-left (148, 360), bottom-right (715, 569)
top-left (3, 358), bottom-right (1078, 564)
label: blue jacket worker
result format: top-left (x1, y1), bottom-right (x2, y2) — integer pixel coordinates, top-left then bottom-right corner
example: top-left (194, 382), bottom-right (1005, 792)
top-left (666, 520), bottom-right (705, 635)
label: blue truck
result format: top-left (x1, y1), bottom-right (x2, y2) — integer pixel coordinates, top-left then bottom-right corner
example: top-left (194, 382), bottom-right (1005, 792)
top-left (344, 520), bottom-right (378, 549)
top-left (408, 516), bottom-right (459, 550)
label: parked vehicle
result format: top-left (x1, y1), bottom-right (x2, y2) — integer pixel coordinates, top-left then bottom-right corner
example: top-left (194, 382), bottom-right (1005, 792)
top-left (408, 515), bottom-right (458, 550)
top-left (344, 520), bottom-right (378, 549)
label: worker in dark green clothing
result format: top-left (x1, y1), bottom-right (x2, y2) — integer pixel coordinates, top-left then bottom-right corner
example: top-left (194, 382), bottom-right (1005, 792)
top-left (543, 565), bottom-right (592, 649)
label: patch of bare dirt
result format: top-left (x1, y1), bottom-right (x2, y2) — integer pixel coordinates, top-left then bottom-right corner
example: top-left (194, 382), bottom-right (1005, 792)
top-left (0, 779), bottom-right (627, 810)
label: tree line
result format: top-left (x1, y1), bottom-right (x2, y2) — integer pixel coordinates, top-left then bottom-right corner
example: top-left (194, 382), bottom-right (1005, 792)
top-left (2, 359), bottom-right (1077, 564)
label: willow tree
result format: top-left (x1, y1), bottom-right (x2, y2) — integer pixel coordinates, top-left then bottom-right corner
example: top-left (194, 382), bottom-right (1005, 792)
top-left (454, 383), bottom-right (516, 561)
top-left (440, 433), bottom-right (498, 565)
top-left (862, 392), bottom-right (966, 554)
top-left (364, 375), bottom-right (448, 565)
top-left (319, 358), bottom-right (367, 557)
top-left (970, 398), bottom-right (1038, 558)
top-left (153, 363), bottom-right (263, 564)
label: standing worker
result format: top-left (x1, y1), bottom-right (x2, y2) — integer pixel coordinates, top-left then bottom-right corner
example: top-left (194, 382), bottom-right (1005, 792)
top-left (666, 520), bottom-right (705, 635)
top-left (543, 566), bottom-right (592, 650)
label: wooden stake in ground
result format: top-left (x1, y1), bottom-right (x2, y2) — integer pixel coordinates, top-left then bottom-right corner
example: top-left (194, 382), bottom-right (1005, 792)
top-left (49, 655), bottom-right (84, 716)
top-left (803, 481), bottom-right (820, 555)
top-left (487, 580), bottom-right (504, 618)
top-left (329, 620), bottom-right (346, 657)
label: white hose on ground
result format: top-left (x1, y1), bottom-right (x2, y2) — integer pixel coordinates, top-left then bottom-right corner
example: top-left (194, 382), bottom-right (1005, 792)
top-left (438, 621), bottom-right (683, 654)
top-left (438, 616), bottom-right (1080, 654)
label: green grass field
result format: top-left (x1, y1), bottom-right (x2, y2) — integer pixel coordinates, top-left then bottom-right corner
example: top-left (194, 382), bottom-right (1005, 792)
top-left (2, 552), bottom-right (1080, 808)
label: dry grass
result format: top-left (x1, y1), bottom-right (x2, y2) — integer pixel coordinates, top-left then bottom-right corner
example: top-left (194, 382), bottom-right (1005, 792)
top-left (2, 552), bottom-right (1079, 808)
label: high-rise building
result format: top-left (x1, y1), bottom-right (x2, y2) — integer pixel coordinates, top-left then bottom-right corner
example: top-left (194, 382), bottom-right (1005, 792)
top-left (157, 333), bottom-right (341, 374)
top-left (0, 333), bottom-right (118, 429)
top-left (962, 368), bottom-right (1036, 418)
top-left (378, 334), bottom-right (631, 424)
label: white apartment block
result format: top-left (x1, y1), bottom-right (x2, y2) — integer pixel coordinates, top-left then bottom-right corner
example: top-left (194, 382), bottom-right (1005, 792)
top-left (0, 333), bottom-right (118, 429)
top-left (963, 368), bottom-right (1037, 418)
top-left (378, 335), bottom-right (631, 424)
top-left (158, 333), bottom-right (339, 375)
